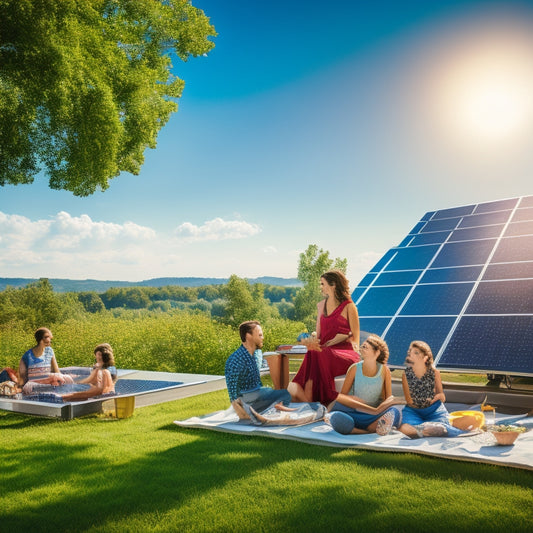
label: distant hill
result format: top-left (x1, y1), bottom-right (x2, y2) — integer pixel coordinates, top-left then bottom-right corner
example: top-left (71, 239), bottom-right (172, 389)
top-left (0, 276), bottom-right (302, 293)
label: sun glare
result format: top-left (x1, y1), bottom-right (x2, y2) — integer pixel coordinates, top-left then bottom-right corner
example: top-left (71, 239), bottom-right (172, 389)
top-left (458, 66), bottom-right (531, 141)
top-left (428, 20), bottom-right (533, 148)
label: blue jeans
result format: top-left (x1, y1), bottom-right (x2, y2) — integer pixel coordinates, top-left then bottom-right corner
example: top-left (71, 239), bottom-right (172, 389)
top-left (401, 401), bottom-right (468, 438)
top-left (329, 402), bottom-right (402, 434)
top-left (240, 386), bottom-right (291, 413)
top-left (401, 401), bottom-right (449, 426)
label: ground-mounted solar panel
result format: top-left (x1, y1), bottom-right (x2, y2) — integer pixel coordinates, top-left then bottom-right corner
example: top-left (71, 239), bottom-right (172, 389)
top-left (352, 195), bottom-right (533, 376)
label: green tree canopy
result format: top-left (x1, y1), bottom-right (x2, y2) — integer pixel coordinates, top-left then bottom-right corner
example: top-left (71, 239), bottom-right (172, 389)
top-left (0, 0), bottom-right (216, 195)
top-left (223, 275), bottom-right (279, 327)
top-left (0, 278), bottom-right (85, 328)
top-left (76, 291), bottom-right (105, 313)
top-left (293, 244), bottom-right (347, 331)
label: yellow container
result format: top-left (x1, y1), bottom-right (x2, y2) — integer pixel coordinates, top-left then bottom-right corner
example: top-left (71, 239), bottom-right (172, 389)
top-left (114, 396), bottom-right (135, 419)
top-left (449, 410), bottom-right (485, 430)
top-left (101, 399), bottom-right (116, 417)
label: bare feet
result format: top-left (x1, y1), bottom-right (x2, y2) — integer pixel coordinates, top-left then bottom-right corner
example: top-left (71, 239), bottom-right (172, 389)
top-left (376, 410), bottom-right (396, 436)
top-left (416, 422), bottom-right (448, 438)
top-left (232, 399), bottom-right (250, 420)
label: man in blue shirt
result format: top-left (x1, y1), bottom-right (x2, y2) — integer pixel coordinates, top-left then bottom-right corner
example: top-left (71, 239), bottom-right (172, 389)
top-left (225, 320), bottom-right (291, 417)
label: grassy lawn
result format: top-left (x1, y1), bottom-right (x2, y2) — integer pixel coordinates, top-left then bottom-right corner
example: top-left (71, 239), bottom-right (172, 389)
top-left (1, 390), bottom-right (532, 533)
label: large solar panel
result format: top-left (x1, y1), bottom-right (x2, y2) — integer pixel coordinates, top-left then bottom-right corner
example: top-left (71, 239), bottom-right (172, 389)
top-left (352, 196), bottom-right (533, 376)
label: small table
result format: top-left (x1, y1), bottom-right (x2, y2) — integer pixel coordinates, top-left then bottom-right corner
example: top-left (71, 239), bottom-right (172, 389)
top-left (264, 347), bottom-right (307, 389)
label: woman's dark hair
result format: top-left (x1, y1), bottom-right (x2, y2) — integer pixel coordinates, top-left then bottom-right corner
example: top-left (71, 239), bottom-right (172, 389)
top-left (94, 343), bottom-right (115, 369)
top-left (34, 327), bottom-right (51, 343)
top-left (321, 270), bottom-right (351, 303)
top-left (239, 321), bottom-right (261, 342)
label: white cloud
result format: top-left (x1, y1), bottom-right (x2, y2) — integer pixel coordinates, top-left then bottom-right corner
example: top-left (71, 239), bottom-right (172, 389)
top-left (0, 211), bottom-right (158, 278)
top-left (174, 217), bottom-right (261, 242)
top-left (0, 211), bottom-right (268, 280)
top-left (263, 245), bottom-right (278, 254)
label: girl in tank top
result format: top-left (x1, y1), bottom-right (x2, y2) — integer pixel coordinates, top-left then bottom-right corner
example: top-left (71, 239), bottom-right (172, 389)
top-left (328, 335), bottom-right (404, 435)
top-left (398, 341), bottom-right (474, 438)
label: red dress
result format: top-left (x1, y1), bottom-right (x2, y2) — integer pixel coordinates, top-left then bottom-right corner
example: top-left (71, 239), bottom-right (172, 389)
top-left (293, 299), bottom-right (360, 405)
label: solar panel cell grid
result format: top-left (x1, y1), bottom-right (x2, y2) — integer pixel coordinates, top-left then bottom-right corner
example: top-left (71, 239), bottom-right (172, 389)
top-left (384, 317), bottom-right (456, 367)
top-left (431, 205), bottom-right (475, 219)
top-left (473, 198), bottom-right (518, 213)
top-left (399, 283), bottom-right (474, 316)
top-left (449, 225), bottom-right (503, 242)
top-left (466, 279), bottom-right (533, 314)
top-left (410, 231), bottom-right (451, 246)
top-left (351, 196), bottom-right (533, 375)
top-left (385, 245), bottom-right (440, 271)
top-left (420, 217), bottom-right (461, 233)
top-left (491, 235), bottom-right (533, 263)
top-left (358, 273), bottom-right (377, 286)
top-left (398, 236), bottom-right (414, 247)
top-left (420, 266), bottom-right (482, 283)
top-left (518, 195), bottom-right (533, 208)
top-left (409, 222), bottom-right (427, 234)
top-left (359, 318), bottom-right (391, 338)
top-left (351, 287), bottom-right (366, 304)
top-left (432, 239), bottom-right (496, 268)
top-left (438, 316), bottom-right (533, 373)
top-left (373, 270), bottom-right (422, 286)
top-left (504, 220), bottom-right (533, 237)
top-left (357, 286), bottom-right (411, 316)
top-left (421, 211), bottom-right (436, 221)
top-left (369, 249), bottom-right (396, 273)
top-left (483, 261), bottom-right (533, 280)
top-left (458, 210), bottom-right (511, 228)
top-left (512, 207), bottom-right (533, 222)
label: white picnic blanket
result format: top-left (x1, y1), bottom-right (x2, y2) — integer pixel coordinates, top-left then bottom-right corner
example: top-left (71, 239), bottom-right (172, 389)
top-left (174, 402), bottom-right (533, 471)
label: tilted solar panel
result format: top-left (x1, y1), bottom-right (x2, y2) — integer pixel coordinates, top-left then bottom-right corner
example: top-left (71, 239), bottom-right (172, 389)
top-left (352, 195), bottom-right (533, 375)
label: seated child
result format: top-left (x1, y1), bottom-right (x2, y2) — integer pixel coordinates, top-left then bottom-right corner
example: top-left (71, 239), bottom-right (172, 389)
top-left (398, 340), bottom-right (473, 438)
top-left (61, 343), bottom-right (117, 402)
top-left (328, 335), bottom-right (404, 435)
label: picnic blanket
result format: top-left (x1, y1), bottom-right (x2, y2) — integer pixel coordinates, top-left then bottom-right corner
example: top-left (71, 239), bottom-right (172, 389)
top-left (174, 402), bottom-right (533, 470)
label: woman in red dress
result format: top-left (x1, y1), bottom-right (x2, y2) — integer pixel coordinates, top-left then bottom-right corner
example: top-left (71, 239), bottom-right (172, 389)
top-left (288, 270), bottom-right (360, 406)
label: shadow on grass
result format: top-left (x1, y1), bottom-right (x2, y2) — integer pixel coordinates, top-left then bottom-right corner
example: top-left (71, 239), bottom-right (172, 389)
top-left (0, 411), bottom-right (63, 430)
top-left (168, 425), bottom-right (533, 486)
top-left (2, 412), bottom-right (532, 533)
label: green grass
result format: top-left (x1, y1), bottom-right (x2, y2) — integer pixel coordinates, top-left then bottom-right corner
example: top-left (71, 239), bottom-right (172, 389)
top-left (1, 390), bottom-right (532, 533)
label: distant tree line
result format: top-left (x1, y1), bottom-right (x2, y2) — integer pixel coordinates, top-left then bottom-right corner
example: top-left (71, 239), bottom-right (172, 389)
top-left (0, 276), bottom-right (300, 328)
top-left (0, 245), bottom-right (348, 332)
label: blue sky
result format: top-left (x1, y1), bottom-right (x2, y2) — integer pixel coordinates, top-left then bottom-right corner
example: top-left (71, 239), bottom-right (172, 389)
top-left (1, 0), bottom-right (533, 288)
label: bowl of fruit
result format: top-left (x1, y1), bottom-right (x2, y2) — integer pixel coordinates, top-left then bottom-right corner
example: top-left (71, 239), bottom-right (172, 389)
top-left (485, 424), bottom-right (527, 446)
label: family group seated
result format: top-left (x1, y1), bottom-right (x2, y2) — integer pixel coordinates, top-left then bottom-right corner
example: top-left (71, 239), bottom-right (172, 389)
top-left (225, 269), bottom-right (476, 438)
top-left (7, 327), bottom-right (117, 402)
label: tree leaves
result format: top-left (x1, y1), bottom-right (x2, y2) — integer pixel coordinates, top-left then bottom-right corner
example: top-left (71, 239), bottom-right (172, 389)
top-left (0, 0), bottom-right (216, 195)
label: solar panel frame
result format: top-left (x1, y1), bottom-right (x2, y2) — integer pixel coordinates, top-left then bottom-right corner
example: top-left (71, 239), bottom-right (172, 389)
top-left (352, 195), bottom-right (533, 376)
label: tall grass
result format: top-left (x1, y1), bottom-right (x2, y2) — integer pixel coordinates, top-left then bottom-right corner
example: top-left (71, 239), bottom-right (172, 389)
top-left (1, 390), bottom-right (532, 533)
top-left (0, 312), bottom-right (306, 375)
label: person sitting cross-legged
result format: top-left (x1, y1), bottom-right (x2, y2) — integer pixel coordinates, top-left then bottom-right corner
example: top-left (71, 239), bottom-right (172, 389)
top-left (397, 341), bottom-right (474, 438)
top-left (225, 321), bottom-right (293, 419)
top-left (328, 335), bottom-right (404, 435)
